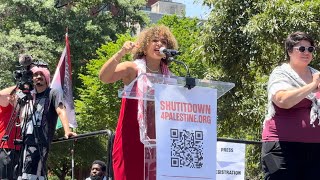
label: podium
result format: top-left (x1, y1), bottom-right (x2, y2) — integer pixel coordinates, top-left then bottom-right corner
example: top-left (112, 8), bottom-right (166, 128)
top-left (118, 73), bottom-right (234, 180)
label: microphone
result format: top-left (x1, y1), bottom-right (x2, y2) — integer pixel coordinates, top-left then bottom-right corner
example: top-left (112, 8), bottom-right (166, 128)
top-left (19, 54), bottom-right (33, 66)
top-left (159, 47), bottom-right (181, 56)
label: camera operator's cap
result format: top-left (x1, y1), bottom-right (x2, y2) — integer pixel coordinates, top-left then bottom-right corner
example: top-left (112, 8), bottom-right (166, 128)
top-left (31, 66), bottom-right (51, 85)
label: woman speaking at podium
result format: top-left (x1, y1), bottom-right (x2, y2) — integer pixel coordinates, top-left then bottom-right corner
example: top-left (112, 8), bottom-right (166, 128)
top-left (99, 25), bottom-right (178, 180)
top-left (262, 31), bottom-right (320, 179)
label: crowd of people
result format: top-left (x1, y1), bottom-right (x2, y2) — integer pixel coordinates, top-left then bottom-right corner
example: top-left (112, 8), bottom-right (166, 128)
top-left (1, 23), bottom-right (320, 180)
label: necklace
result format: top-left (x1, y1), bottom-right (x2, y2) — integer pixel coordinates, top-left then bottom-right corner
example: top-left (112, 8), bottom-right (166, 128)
top-left (146, 65), bottom-right (160, 73)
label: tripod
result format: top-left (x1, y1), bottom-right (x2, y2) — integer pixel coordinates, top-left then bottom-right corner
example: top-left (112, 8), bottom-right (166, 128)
top-left (17, 88), bottom-right (51, 180)
top-left (0, 87), bottom-right (49, 180)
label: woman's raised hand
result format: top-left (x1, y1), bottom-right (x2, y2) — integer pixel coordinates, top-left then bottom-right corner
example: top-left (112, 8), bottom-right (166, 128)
top-left (312, 72), bottom-right (320, 91)
top-left (120, 41), bottom-right (138, 55)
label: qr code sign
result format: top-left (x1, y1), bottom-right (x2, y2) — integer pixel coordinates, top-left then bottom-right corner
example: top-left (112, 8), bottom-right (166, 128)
top-left (170, 129), bottom-right (204, 168)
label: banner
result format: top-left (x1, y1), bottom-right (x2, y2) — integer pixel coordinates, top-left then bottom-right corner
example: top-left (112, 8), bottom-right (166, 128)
top-left (216, 142), bottom-right (246, 180)
top-left (51, 33), bottom-right (77, 129)
top-left (155, 84), bottom-right (217, 180)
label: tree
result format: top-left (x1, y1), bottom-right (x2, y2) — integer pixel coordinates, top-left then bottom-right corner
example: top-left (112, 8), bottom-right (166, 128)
top-left (157, 15), bottom-right (208, 78)
top-left (202, 0), bottom-right (264, 137)
top-left (0, 29), bottom-right (58, 89)
top-left (75, 33), bottom-right (134, 132)
top-left (0, 0), bottom-right (147, 88)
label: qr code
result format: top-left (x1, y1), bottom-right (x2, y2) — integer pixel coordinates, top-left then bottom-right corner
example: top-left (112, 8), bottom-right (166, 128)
top-left (170, 129), bottom-right (204, 168)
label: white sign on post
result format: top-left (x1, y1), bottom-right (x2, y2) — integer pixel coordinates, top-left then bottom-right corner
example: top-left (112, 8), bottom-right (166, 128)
top-left (154, 84), bottom-right (217, 180)
top-left (216, 142), bottom-right (246, 180)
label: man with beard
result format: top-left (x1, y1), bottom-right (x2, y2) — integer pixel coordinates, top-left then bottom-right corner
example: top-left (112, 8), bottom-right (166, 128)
top-left (86, 160), bottom-right (107, 180)
top-left (18, 66), bottom-right (76, 180)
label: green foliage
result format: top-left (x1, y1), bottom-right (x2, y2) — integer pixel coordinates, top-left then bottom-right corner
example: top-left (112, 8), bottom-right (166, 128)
top-left (0, 0), bottom-right (147, 89)
top-left (203, 0), bottom-right (264, 136)
top-left (75, 33), bottom-right (134, 133)
top-left (202, 0), bottom-right (269, 178)
top-left (157, 15), bottom-right (208, 78)
top-left (0, 28), bottom-right (58, 89)
top-left (47, 130), bottom-right (107, 179)
top-left (243, 0), bottom-right (320, 68)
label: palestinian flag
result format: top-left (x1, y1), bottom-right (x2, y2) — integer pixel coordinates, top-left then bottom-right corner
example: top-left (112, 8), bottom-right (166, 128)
top-left (51, 33), bottom-right (77, 129)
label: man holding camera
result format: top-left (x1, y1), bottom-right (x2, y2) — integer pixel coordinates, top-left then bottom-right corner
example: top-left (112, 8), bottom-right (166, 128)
top-left (17, 65), bottom-right (76, 180)
top-left (0, 85), bottom-right (21, 180)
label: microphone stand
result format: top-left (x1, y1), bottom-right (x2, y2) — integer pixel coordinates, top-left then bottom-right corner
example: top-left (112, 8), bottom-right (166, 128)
top-left (167, 56), bottom-right (195, 89)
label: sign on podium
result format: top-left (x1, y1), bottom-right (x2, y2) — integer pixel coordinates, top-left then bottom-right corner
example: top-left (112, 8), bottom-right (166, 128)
top-left (118, 73), bottom-right (235, 180)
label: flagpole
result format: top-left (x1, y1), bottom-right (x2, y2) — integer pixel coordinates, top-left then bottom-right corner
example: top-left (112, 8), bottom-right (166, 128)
top-left (71, 140), bottom-right (75, 180)
top-left (51, 28), bottom-right (77, 179)
top-left (65, 28), bottom-right (75, 180)
top-left (64, 28), bottom-right (75, 180)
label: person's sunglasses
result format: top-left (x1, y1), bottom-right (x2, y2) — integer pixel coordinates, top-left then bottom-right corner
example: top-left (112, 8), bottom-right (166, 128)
top-left (293, 46), bottom-right (316, 53)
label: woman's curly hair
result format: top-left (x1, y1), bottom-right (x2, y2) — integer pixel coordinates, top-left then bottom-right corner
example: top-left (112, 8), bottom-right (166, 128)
top-left (133, 24), bottom-right (178, 64)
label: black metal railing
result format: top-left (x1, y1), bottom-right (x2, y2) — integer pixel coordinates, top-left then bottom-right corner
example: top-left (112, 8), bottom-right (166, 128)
top-left (52, 130), bottom-right (262, 180)
top-left (52, 129), bottom-right (115, 180)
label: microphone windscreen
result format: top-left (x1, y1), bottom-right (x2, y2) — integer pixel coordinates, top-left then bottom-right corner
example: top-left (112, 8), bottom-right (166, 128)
top-left (159, 47), bottom-right (166, 55)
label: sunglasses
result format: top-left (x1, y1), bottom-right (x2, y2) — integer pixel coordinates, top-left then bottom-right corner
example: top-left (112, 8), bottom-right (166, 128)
top-left (293, 46), bottom-right (316, 53)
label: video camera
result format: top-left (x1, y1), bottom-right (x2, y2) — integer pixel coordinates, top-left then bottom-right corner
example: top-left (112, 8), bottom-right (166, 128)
top-left (13, 55), bottom-right (49, 92)
top-left (13, 54), bottom-right (34, 93)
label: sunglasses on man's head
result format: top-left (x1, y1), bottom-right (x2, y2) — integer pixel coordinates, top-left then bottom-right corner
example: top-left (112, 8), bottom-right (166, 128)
top-left (293, 46), bottom-right (316, 53)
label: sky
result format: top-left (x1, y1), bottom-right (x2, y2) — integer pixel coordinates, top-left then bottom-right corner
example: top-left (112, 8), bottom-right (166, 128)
top-left (172, 0), bottom-right (211, 19)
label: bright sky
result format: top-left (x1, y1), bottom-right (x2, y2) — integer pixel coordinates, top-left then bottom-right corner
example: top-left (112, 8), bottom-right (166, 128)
top-left (172, 0), bottom-right (211, 19)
